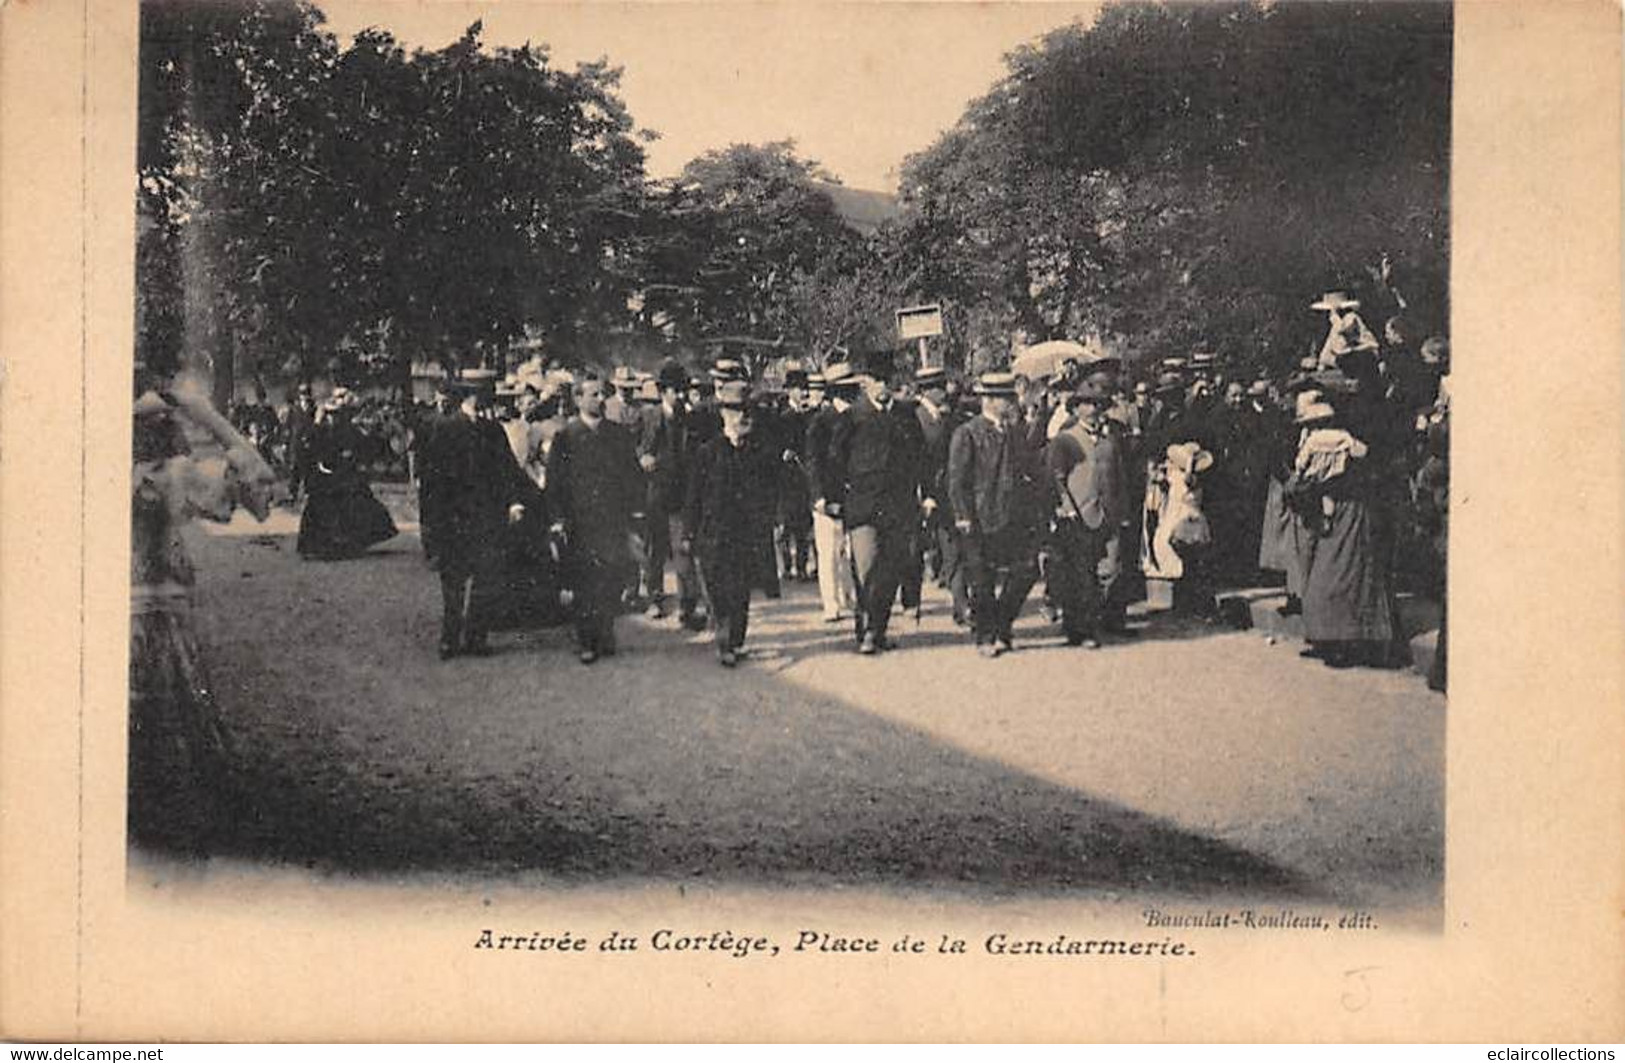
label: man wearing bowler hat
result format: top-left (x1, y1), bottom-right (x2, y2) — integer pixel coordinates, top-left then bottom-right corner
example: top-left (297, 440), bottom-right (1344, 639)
top-left (684, 381), bottom-right (778, 667)
top-left (637, 357), bottom-right (706, 629)
top-left (911, 364), bottom-right (964, 624)
top-left (1046, 357), bottom-right (1133, 648)
top-left (949, 371), bottom-right (1046, 657)
top-left (774, 363), bottom-right (817, 583)
top-left (824, 349), bottom-right (933, 654)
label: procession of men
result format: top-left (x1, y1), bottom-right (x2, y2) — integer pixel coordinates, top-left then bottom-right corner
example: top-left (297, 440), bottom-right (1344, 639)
top-left (390, 288), bottom-right (1448, 684)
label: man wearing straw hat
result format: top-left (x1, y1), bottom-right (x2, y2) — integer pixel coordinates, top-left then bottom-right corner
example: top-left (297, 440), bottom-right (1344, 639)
top-left (683, 381), bottom-right (778, 667)
top-left (948, 371), bottom-right (1045, 657)
top-left (824, 349), bottom-right (932, 654)
top-left (805, 366), bottom-right (857, 623)
top-left (637, 358), bottom-right (706, 630)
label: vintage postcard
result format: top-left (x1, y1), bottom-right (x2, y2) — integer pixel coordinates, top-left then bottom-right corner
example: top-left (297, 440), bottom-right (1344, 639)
top-left (0, 0), bottom-right (1620, 1043)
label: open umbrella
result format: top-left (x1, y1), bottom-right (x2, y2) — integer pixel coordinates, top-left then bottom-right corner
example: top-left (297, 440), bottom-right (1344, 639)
top-left (1011, 339), bottom-right (1089, 381)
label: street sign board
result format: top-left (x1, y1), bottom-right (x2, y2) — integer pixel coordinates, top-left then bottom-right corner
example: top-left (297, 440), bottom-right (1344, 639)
top-left (896, 303), bottom-right (944, 340)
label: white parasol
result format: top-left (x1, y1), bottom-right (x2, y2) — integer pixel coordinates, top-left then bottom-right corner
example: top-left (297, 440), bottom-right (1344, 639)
top-left (1010, 339), bottom-right (1089, 381)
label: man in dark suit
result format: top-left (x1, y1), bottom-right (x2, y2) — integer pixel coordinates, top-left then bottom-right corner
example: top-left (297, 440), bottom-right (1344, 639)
top-left (912, 365), bottom-right (965, 625)
top-left (547, 375), bottom-right (645, 664)
top-left (825, 350), bottom-right (934, 654)
top-left (1046, 358), bottom-right (1133, 647)
top-left (805, 370), bottom-right (856, 623)
top-left (281, 383), bottom-right (319, 504)
top-left (638, 358), bottom-right (705, 629)
top-left (684, 381), bottom-right (778, 667)
top-left (412, 377), bottom-right (459, 567)
top-left (434, 374), bottom-right (543, 658)
top-left (949, 372), bottom-right (1045, 657)
top-left (774, 365), bottom-right (816, 583)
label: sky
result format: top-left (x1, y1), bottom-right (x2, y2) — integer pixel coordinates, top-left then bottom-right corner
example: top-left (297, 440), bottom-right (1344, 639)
top-left (316, 2), bottom-right (1105, 192)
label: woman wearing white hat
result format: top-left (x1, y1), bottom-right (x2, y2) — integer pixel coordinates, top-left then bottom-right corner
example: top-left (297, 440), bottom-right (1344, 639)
top-left (1286, 390), bottom-right (1398, 668)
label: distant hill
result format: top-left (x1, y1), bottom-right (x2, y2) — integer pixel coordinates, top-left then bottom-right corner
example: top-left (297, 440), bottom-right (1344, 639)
top-left (813, 180), bottom-right (902, 235)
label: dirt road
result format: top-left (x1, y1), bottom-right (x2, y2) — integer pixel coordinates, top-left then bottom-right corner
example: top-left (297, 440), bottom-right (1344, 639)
top-left (161, 493), bottom-right (1443, 913)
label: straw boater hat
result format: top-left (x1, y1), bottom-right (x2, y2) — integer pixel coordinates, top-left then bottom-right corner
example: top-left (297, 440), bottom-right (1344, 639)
top-left (973, 371), bottom-right (1018, 397)
top-left (709, 358), bottom-right (747, 382)
top-left (715, 380), bottom-right (752, 410)
top-left (822, 361), bottom-right (858, 390)
top-left (1294, 389), bottom-right (1336, 425)
top-left (610, 365), bottom-right (640, 390)
top-left (915, 366), bottom-right (947, 389)
top-left (806, 372), bottom-right (827, 393)
top-left (1310, 290), bottom-right (1361, 312)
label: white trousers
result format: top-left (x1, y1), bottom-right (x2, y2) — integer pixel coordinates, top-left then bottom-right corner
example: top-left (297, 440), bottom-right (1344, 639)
top-left (812, 508), bottom-right (856, 619)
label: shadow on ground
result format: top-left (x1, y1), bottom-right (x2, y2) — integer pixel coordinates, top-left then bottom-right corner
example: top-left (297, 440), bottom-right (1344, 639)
top-left (130, 520), bottom-right (1402, 906)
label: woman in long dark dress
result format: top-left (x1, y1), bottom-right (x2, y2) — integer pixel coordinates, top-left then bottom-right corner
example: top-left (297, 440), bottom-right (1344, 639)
top-left (297, 390), bottom-right (398, 560)
top-left (1294, 389), bottom-right (1398, 668)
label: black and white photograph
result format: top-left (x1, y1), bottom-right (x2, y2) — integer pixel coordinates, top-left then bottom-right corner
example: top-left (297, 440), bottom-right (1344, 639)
top-left (6, 0), bottom-right (1625, 1044)
top-left (127, 0), bottom-right (1455, 922)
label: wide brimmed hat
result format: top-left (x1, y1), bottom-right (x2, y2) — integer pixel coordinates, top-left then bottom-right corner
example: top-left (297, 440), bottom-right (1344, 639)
top-left (914, 366), bottom-right (947, 388)
top-left (1294, 390), bottom-right (1336, 424)
top-left (822, 361), bottom-right (859, 390)
top-left (715, 380), bottom-right (752, 409)
top-left (1166, 441), bottom-right (1215, 475)
top-left (806, 372), bottom-right (827, 392)
top-left (709, 358), bottom-right (747, 382)
top-left (973, 371), bottom-right (1018, 397)
top-left (1155, 372), bottom-right (1185, 392)
top-left (1310, 290), bottom-right (1361, 312)
top-left (133, 390), bottom-right (171, 418)
top-left (610, 365), bottom-right (640, 389)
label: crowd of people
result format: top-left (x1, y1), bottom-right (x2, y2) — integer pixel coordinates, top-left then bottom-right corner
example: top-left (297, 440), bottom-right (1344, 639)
top-left (127, 288), bottom-right (1449, 850)
top-left (374, 287), bottom-right (1449, 685)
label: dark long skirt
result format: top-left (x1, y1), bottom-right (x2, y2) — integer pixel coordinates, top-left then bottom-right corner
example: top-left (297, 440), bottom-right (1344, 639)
top-left (128, 605), bottom-right (237, 853)
top-left (1303, 497), bottom-right (1395, 644)
top-left (298, 474), bottom-right (397, 559)
top-left (1260, 478), bottom-right (1317, 598)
